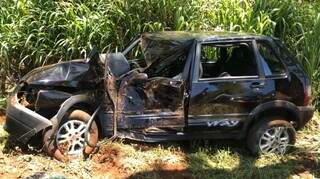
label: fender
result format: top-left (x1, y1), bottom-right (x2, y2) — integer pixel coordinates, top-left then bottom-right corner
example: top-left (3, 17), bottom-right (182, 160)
top-left (245, 100), bottom-right (300, 131)
top-left (4, 90), bottom-right (53, 143)
top-left (250, 100), bottom-right (300, 117)
top-left (49, 93), bottom-right (95, 139)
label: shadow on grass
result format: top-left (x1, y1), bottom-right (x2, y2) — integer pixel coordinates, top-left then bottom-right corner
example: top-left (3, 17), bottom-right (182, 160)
top-left (1, 133), bottom-right (318, 178)
top-left (127, 139), bottom-right (319, 179)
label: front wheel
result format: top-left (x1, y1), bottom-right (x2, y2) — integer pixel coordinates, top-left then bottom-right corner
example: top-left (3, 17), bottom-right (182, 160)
top-left (42, 110), bottom-right (99, 162)
top-left (247, 118), bottom-right (296, 156)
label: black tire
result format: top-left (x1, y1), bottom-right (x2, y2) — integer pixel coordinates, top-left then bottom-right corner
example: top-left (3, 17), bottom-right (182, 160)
top-left (42, 110), bottom-right (99, 162)
top-left (247, 118), bottom-right (296, 156)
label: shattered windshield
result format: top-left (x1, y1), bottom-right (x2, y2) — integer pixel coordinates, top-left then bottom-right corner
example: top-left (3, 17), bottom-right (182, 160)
top-left (141, 32), bottom-right (194, 66)
top-left (123, 32), bottom-right (194, 78)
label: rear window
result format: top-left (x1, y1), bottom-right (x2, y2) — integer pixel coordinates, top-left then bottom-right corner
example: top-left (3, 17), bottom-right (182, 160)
top-left (256, 40), bottom-right (286, 76)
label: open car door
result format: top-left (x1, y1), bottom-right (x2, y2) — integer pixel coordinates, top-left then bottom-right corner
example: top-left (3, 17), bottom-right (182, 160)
top-left (104, 36), bottom-right (194, 133)
top-left (104, 56), bottom-right (188, 131)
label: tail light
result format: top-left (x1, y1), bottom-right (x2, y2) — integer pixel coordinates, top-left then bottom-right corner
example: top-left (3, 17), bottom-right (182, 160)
top-left (303, 84), bottom-right (312, 106)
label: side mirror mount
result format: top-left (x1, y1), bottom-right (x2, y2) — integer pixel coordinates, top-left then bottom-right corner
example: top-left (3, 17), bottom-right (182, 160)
top-left (86, 46), bottom-right (105, 77)
top-left (87, 47), bottom-right (100, 65)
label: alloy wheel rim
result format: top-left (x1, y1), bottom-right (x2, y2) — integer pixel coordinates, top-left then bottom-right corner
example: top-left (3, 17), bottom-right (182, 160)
top-left (56, 120), bottom-right (88, 155)
top-left (259, 126), bottom-right (290, 155)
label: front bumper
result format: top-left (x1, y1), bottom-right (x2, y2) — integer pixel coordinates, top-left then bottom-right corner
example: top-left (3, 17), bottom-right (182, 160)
top-left (297, 106), bottom-right (315, 129)
top-left (4, 86), bottom-right (52, 143)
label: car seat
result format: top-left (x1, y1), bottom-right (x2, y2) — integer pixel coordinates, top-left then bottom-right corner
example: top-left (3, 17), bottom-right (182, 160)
top-left (221, 46), bottom-right (257, 76)
top-left (107, 53), bottom-right (131, 78)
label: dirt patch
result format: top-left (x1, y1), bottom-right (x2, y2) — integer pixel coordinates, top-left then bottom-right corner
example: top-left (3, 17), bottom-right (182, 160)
top-left (129, 162), bottom-right (192, 179)
top-left (58, 142), bottom-right (70, 155)
top-left (0, 110), bottom-right (5, 125)
top-left (132, 143), bottom-right (151, 152)
top-left (146, 169), bottom-right (193, 179)
top-left (90, 142), bottom-right (190, 178)
top-left (153, 162), bottom-right (192, 178)
top-left (92, 143), bottom-right (121, 166)
top-left (156, 163), bottom-right (187, 171)
top-left (125, 152), bottom-right (192, 179)
top-left (294, 153), bottom-right (319, 177)
top-left (92, 143), bottom-right (129, 178)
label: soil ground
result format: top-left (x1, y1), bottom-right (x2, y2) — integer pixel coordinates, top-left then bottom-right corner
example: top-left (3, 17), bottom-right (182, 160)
top-left (0, 112), bottom-right (319, 179)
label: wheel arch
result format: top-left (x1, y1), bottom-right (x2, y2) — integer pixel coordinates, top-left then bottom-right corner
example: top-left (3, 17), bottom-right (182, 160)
top-left (246, 100), bottom-right (300, 135)
top-left (72, 102), bottom-right (103, 138)
top-left (48, 93), bottom-right (103, 139)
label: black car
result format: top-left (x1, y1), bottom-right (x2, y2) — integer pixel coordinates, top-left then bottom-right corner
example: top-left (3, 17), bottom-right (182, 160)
top-left (4, 31), bottom-right (314, 161)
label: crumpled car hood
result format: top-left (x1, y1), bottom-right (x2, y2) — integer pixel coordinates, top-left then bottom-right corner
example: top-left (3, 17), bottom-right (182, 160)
top-left (22, 60), bottom-right (100, 88)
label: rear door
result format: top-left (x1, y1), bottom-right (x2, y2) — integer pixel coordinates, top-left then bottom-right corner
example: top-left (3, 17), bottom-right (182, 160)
top-left (188, 40), bottom-right (267, 133)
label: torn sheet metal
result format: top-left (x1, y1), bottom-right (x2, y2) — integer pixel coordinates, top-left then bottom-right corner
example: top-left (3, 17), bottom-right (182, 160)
top-left (104, 68), bottom-right (186, 129)
top-left (35, 90), bottom-right (72, 110)
top-left (103, 32), bottom-right (194, 130)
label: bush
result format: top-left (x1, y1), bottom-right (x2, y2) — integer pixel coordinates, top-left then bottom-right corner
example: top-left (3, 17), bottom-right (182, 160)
top-left (0, 0), bottom-right (319, 107)
top-left (298, 14), bottom-right (320, 108)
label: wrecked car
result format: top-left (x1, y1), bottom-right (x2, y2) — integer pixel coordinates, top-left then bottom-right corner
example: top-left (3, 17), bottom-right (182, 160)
top-left (4, 31), bottom-right (314, 161)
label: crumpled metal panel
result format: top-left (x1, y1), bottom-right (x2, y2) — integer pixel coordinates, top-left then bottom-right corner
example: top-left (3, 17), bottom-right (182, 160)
top-left (34, 90), bottom-right (72, 111)
top-left (102, 33), bottom-right (194, 130)
top-left (22, 59), bottom-right (103, 89)
top-left (104, 69), bottom-right (185, 129)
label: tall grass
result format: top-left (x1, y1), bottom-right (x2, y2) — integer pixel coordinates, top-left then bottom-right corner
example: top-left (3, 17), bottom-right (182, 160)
top-left (298, 14), bottom-right (320, 107)
top-left (0, 0), bottom-right (319, 107)
top-left (0, 97), bottom-right (6, 111)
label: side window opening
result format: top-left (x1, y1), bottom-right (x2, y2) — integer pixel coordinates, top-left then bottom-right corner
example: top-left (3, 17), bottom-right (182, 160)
top-left (124, 40), bottom-right (147, 69)
top-left (144, 53), bottom-right (188, 78)
top-left (125, 41), bottom-right (144, 60)
top-left (256, 40), bottom-right (286, 76)
top-left (199, 42), bottom-right (258, 79)
top-left (126, 37), bottom-right (192, 79)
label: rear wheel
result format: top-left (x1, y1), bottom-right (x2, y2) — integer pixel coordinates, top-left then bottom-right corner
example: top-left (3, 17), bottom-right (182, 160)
top-left (43, 110), bottom-right (99, 162)
top-left (247, 118), bottom-right (296, 156)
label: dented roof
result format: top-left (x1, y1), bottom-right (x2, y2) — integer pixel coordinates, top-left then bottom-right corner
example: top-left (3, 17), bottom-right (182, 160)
top-left (142, 31), bottom-right (267, 42)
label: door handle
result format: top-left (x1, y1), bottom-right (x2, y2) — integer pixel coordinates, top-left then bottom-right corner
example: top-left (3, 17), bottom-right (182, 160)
top-left (250, 82), bottom-right (265, 89)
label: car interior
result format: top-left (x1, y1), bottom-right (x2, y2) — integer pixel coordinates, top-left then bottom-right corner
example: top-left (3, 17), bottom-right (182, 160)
top-left (109, 42), bottom-right (259, 83)
top-left (200, 43), bottom-right (258, 79)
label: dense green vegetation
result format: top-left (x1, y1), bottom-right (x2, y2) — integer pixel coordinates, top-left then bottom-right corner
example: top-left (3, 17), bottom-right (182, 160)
top-left (0, 2), bottom-right (319, 177)
top-left (0, 0), bottom-right (319, 107)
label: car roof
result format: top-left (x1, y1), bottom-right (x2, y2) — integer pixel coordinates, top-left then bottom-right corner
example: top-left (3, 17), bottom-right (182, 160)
top-left (139, 31), bottom-right (272, 67)
top-left (142, 31), bottom-right (270, 43)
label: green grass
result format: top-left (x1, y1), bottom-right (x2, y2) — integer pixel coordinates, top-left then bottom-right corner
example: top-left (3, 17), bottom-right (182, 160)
top-left (0, 98), bottom-right (5, 111)
top-left (0, 1), bottom-right (319, 177)
top-left (297, 13), bottom-right (320, 108)
top-left (129, 112), bottom-right (320, 178)
top-left (2, 112), bottom-right (318, 178)
top-left (0, 90), bottom-right (7, 110)
top-left (0, 124), bottom-right (8, 149)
